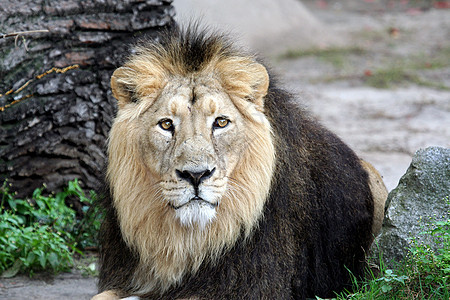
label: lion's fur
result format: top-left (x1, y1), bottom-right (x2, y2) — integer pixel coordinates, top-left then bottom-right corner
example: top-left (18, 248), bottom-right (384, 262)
top-left (106, 28), bottom-right (275, 294)
top-left (97, 26), bottom-right (387, 299)
top-left (360, 160), bottom-right (388, 237)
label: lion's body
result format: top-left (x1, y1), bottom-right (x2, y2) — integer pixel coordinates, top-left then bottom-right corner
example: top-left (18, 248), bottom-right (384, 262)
top-left (95, 27), bottom-right (387, 300)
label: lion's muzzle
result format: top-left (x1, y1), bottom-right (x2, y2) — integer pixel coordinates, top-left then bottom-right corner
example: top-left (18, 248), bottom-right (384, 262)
top-left (175, 167), bottom-right (216, 195)
top-left (169, 166), bottom-right (221, 228)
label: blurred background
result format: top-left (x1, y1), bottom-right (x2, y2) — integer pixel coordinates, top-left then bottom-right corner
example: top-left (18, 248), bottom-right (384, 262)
top-left (175, 0), bottom-right (450, 191)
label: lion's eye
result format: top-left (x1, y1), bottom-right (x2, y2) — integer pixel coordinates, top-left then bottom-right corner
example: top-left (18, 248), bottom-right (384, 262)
top-left (213, 117), bottom-right (229, 129)
top-left (159, 119), bottom-right (174, 131)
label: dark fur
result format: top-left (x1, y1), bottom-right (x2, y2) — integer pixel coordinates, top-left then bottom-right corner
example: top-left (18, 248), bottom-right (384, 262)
top-left (98, 27), bottom-right (374, 299)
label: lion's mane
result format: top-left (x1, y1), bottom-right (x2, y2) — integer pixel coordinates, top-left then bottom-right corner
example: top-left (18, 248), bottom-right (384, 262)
top-left (98, 26), bottom-right (380, 299)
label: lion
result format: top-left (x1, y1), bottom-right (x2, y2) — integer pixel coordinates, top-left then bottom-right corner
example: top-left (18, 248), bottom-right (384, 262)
top-left (93, 26), bottom-right (387, 300)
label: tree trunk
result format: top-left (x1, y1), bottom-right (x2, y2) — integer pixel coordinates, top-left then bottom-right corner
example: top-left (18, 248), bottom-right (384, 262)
top-left (0, 0), bottom-right (175, 198)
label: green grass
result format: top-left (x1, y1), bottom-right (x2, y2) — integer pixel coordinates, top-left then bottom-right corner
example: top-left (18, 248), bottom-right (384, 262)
top-left (280, 44), bottom-right (450, 89)
top-left (0, 179), bottom-right (102, 277)
top-left (364, 67), bottom-right (450, 90)
top-left (364, 47), bottom-right (450, 89)
top-left (331, 196), bottom-right (450, 299)
top-left (280, 46), bottom-right (365, 68)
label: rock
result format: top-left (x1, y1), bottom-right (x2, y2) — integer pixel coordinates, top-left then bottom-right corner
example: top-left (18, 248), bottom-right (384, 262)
top-left (375, 146), bottom-right (450, 267)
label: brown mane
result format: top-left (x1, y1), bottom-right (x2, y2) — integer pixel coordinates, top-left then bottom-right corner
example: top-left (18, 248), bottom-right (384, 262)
top-left (106, 26), bottom-right (275, 294)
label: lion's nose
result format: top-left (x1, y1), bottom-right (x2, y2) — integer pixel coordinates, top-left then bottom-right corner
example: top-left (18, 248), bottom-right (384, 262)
top-left (176, 168), bottom-right (216, 189)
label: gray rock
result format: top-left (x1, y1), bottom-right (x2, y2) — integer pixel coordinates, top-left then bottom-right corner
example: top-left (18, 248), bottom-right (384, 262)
top-left (375, 146), bottom-right (450, 267)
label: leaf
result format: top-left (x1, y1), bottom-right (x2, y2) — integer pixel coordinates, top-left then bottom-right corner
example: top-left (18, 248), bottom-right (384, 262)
top-left (381, 284), bottom-right (392, 293)
top-left (39, 254), bottom-right (46, 268)
top-left (1, 259), bottom-right (22, 278)
top-left (7, 199), bottom-right (17, 211)
top-left (26, 252), bottom-right (36, 265)
top-left (394, 275), bottom-right (408, 284)
top-left (5, 216), bottom-right (19, 226)
top-left (47, 252), bottom-right (59, 269)
top-left (32, 187), bottom-right (43, 199)
top-left (35, 199), bottom-right (46, 210)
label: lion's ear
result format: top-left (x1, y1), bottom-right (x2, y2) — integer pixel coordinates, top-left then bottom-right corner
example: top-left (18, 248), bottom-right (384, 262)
top-left (218, 59), bottom-right (269, 108)
top-left (249, 62), bottom-right (270, 107)
top-left (111, 66), bottom-right (164, 109)
top-left (111, 67), bottom-right (137, 108)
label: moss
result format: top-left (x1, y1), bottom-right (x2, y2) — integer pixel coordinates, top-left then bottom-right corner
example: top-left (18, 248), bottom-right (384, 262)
top-left (280, 46), bottom-right (366, 68)
top-left (364, 67), bottom-right (414, 89)
top-left (292, 44), bottom-right (450, 89)
top-left (364, 47), bottom-right (450, 89)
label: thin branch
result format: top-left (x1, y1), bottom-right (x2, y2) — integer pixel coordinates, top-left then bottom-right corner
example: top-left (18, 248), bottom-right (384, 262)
top-left (0, 29), bottom-right (49, 39)
top-left (0, 64), bottom-right (80, 112)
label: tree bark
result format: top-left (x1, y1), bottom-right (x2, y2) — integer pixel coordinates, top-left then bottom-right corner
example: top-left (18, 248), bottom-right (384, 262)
top-left (0, 0), bottom-right (175, 198)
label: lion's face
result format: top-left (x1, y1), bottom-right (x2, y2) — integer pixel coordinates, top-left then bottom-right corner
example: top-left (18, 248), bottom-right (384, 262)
top-left (137, 75), bottom-right (250, 228)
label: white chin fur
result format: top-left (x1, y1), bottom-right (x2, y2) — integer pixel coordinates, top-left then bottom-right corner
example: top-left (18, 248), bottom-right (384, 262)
top-left (175, 201), bottom-right (217, 229)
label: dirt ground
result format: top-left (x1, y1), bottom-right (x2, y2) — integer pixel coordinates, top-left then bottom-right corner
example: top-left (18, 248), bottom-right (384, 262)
top-left (278, 1), bottom-right (450, 192)
top-left (1, 1), bottom-right (449, 299)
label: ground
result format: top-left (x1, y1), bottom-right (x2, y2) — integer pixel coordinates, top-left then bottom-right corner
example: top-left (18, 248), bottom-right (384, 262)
top-left (279, 1), bottom-right (449, 191)
top-left (1, 1), bottom-right (449, 299)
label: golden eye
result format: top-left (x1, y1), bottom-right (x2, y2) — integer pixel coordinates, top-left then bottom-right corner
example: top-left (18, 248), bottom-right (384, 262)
top-left (214, 117), bottom-right (229, 129)
top-left (159, 119), bottom-right (174, 131)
